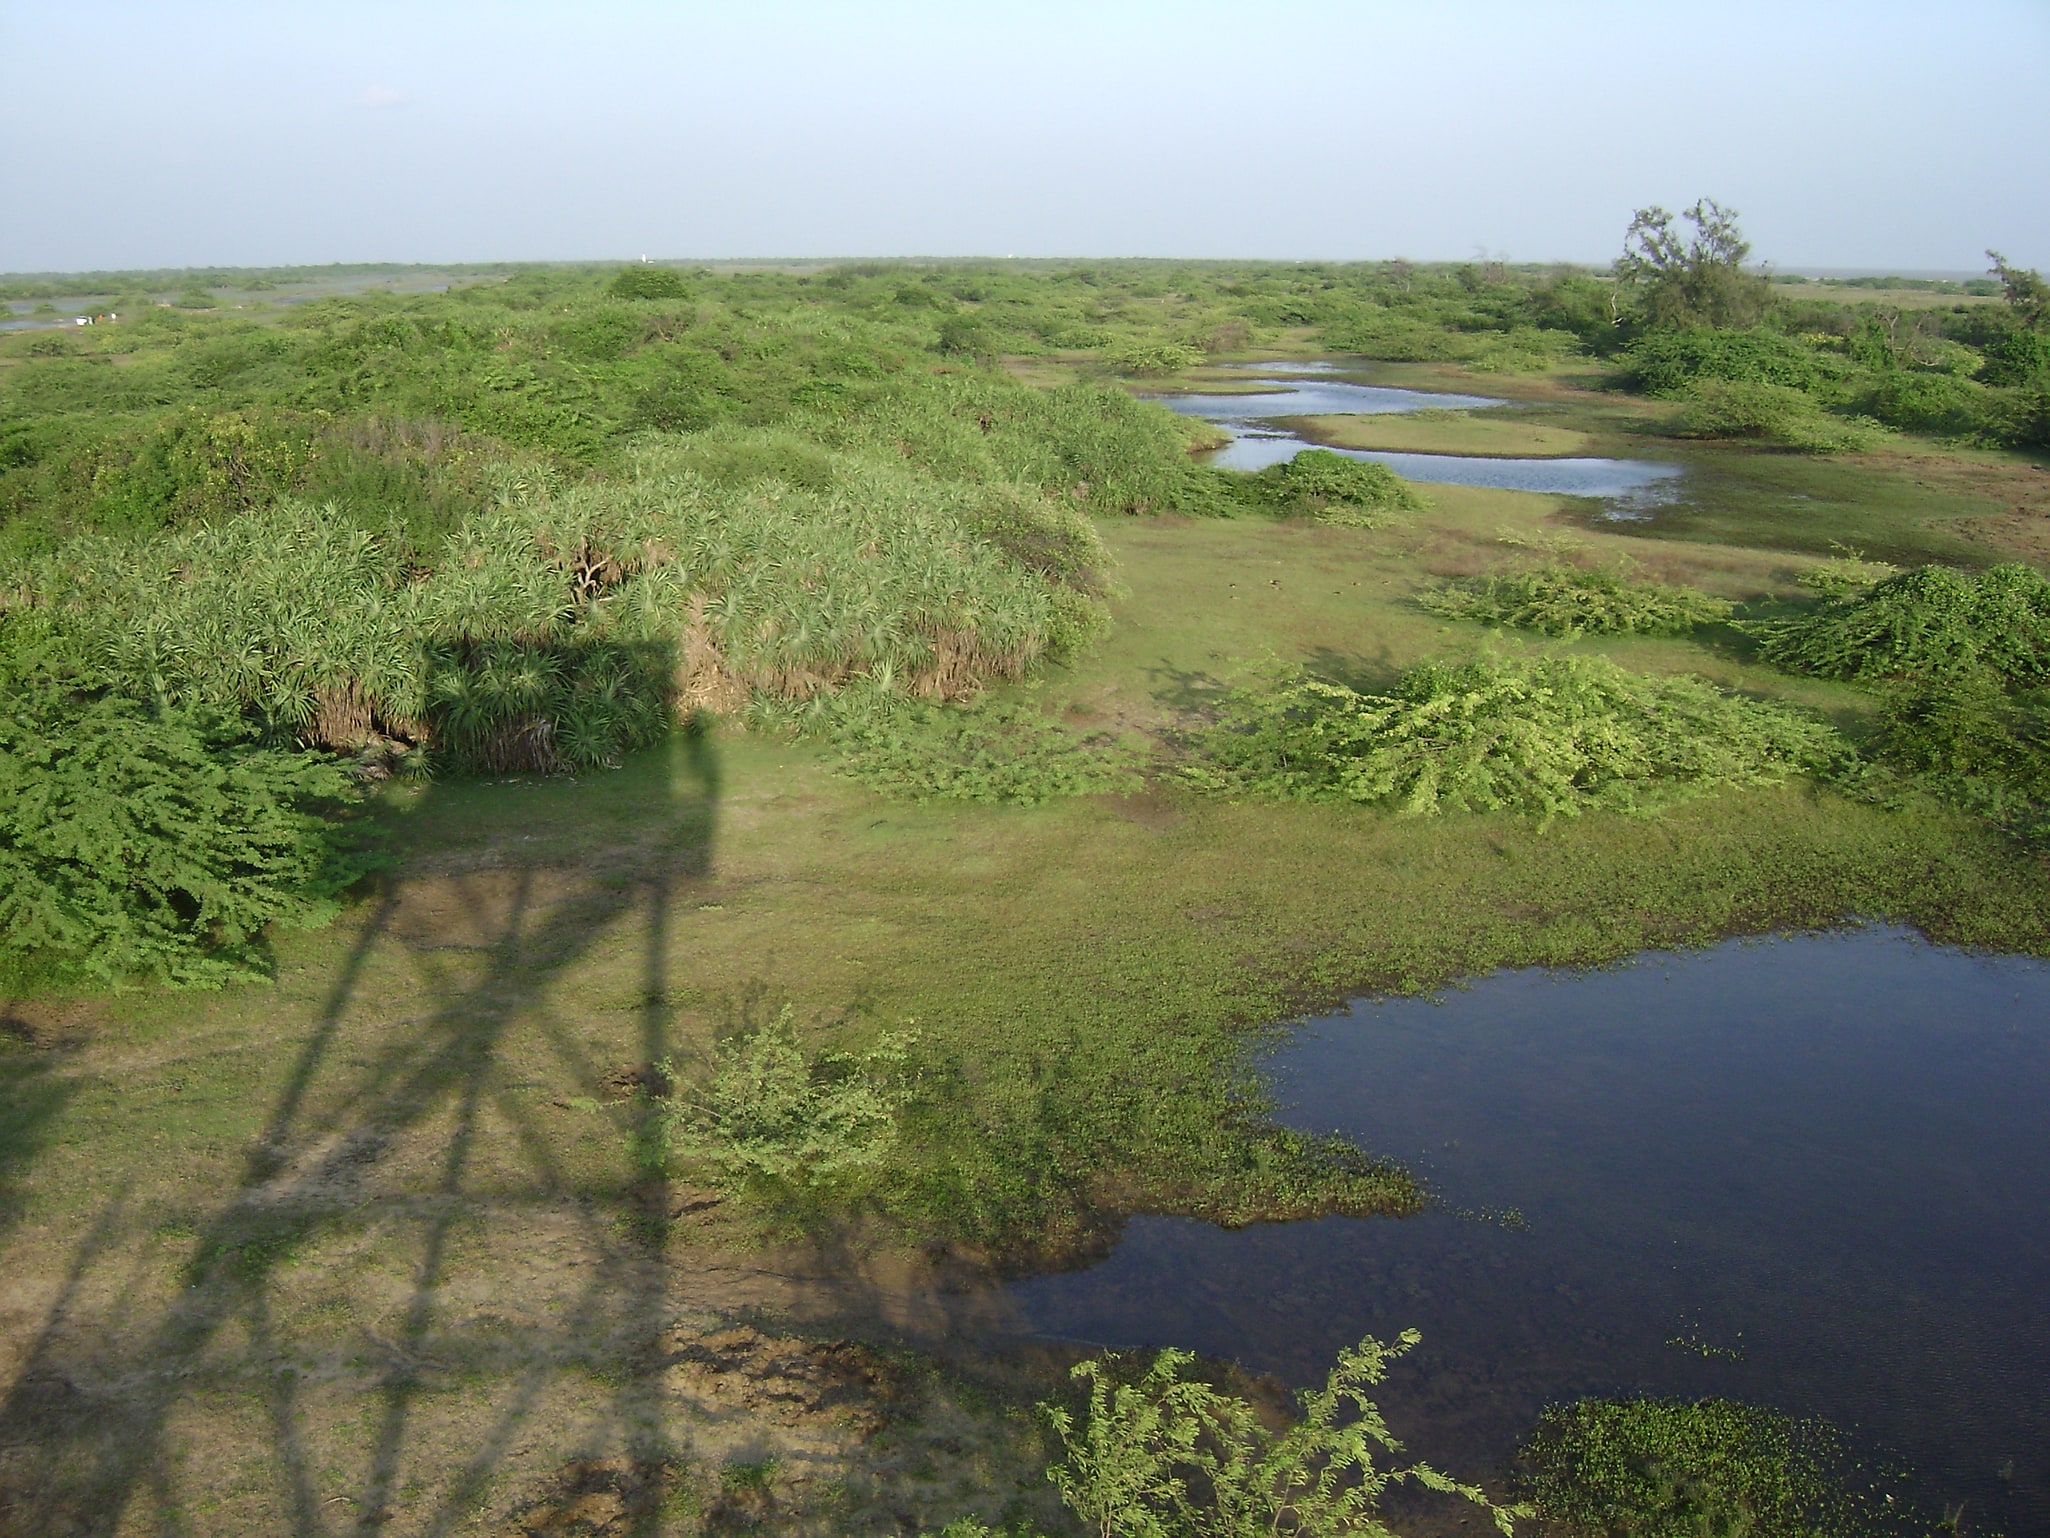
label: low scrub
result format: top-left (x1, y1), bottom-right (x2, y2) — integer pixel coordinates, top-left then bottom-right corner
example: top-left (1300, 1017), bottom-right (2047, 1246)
top-left (1753, 562), bottom-right (2050, 686)
top-left (650, 1006), bottom-right (915, 1189)
top-left (0, 690), bottom-right (362, 986)
top-left (1419, 563), bottom-right (1731, 637)
top-left (1185, 655), bottom-right (1836, 821)
top-left (1041, 1330), bottom-right (1517, 1538)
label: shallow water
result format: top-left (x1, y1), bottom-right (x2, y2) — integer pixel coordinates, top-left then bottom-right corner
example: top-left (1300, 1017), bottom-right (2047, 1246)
top-left (1009, 927), bottom-right (2050, 1532)
top-left (1159, 363), bottom-right (1684, 509)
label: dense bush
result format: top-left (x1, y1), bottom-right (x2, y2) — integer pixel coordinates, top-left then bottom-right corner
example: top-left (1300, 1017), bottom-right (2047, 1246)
top-left (1753, 562), bottom-right (2050, 685)
top-left (1419, 563), bottom-right (1732, 637)
top-left (1757, 562), bottom-right (2050, 842)
top-left (1866, 672), bottom-right (2050, 842)
top-left (1249, 449), bottom-right (1425, 526)
top-left (0, 691), bottom-right (361, 986)
top-left (1853, 369), bottom-right (1990, 438)
top-left (3, 444), bottom-right (1111, 769)
top-left (1621, 328), bottom-right (1826, 395)
top-left (1671, 379), bottom-right (1878, 452)
top-left (1185, 655), bottom-right (1835, 821)
top-left (605, 265), bottom-right (691, 300)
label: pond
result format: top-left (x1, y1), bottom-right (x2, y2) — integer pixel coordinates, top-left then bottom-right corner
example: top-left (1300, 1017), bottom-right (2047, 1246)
top-left (1157, 362), bottom-right (1685, 512)
top-left (1008, 927), bottom-right (2050, 1533)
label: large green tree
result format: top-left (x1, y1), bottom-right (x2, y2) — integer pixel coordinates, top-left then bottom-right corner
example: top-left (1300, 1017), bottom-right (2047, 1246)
top-left (1615, 198), bottom-right (1772, 329)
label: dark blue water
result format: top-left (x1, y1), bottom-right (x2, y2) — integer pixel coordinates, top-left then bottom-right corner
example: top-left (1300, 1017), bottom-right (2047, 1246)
top-left (1156, 363), bottom-right (1684, 509)
top-left (1009, 928), bottom-right (2050, 1532)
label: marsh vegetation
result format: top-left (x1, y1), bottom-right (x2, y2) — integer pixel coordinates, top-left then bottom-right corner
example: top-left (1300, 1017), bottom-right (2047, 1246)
top-left (2, 218), bottom-right (2047, 1534)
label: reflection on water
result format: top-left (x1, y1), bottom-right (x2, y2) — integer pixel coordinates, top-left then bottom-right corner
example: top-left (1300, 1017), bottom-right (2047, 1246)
top-left (1010, 928), bottom-right (2050, 1532)
top-left (1157, 375), bottom-right (1504, 422)
top-left (1159, 363), bottom-right (1684, 509)
top-left (1210, 428), bottom-right (1685, 506)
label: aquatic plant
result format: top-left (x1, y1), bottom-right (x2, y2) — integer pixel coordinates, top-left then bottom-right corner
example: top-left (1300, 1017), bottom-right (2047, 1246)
top-left (1042, 1330), bottom-right (1518, 1538)
top-left (1520, 1398), bottom-right (1901, 1538)
top-left (1185, 655), bottom-right (1836, 821)
top-left (1418, 563), bottom-right (1731, 638)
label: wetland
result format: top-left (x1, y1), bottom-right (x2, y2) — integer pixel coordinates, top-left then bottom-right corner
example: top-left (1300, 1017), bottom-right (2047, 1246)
top-left (2, 251), bottom-right (2048, 1536)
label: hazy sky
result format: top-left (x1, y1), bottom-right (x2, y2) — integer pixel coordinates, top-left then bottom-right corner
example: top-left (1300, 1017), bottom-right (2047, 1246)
top-left (4, 0), bottom-right (2046, 274)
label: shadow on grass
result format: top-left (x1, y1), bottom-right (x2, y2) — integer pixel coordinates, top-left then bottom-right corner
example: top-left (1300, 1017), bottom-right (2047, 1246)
top-left (0, 721), bottom-right (722, 1538)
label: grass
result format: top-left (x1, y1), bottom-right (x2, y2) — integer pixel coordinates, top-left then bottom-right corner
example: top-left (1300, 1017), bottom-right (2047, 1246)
top-left (1294, 409), bottom-right (1595, 458)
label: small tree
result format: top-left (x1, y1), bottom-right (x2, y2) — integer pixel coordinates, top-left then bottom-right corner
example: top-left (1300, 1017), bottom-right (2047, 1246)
top-left (1615, 199), bottom-right (1770, 330)
top-left (1988, 249), bottom-right (2049, 331)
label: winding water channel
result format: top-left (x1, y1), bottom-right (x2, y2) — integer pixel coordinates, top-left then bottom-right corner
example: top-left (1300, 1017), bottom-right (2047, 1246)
top-left (1156, 362), bottom-right (1685, 512)
top-left (1009, 928), bottom-right (2050, 1532)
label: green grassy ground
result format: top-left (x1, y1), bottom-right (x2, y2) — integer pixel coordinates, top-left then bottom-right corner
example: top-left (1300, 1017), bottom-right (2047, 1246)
top-left (1292, 410), bottom-right (1595, 458)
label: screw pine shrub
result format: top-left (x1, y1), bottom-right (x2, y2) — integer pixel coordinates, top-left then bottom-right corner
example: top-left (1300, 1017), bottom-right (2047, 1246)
top-left (1753, 562), bottom-right (2050, 686)
top-left (0, 690), bottom-right (362, 986)
top-left (1040, 1330), bottom-right (1517, 1538)
top-left (1418, 564), bottom-right (1731, 638)
top-left (1185, 656), bottom-right (1836, 821)
top-left (5, 440), bottom-right (1116, 771)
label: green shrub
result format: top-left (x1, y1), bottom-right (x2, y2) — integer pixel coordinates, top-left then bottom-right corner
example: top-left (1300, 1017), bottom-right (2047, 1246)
top-left (1978, 326), bottom-right (2050, 388)
top-left (1864, 671), bottom-right (2050, 843)
top-left (1622, 328), bottom-right (1825, 395)
top-left (1671, 379), bottom-right (1879, 452)
top-left (607, 266), bottom-right (691, 300)
top-left (1419, 564), bottom-right (1731, 637)
top-left (0, 691), bottom-right (361, 986)
top-left (1753, 562), bottom-right (2050, 686)
top-left (1041, 1330), bottom-right (1517, 1538)
top-left (1855, 370), bottom-right (1989, 438)
top-left (1185, 655), bottom-right (1836, 821)
top-left (1106, 341), bottom-right (1203, 376)
top-left (829, 696), bottom-right (1142, 805)
top-left (1253, 449), bottom-right (1425, 527)
top-left (1521, 1398), bottom-right (1887, 1538)
top-left (650, 1006), bottom-right (914, 1188)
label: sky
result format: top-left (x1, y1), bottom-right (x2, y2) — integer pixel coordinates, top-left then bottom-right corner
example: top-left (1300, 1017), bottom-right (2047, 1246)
top-left (3, 0), bottom-right (2046, 274)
